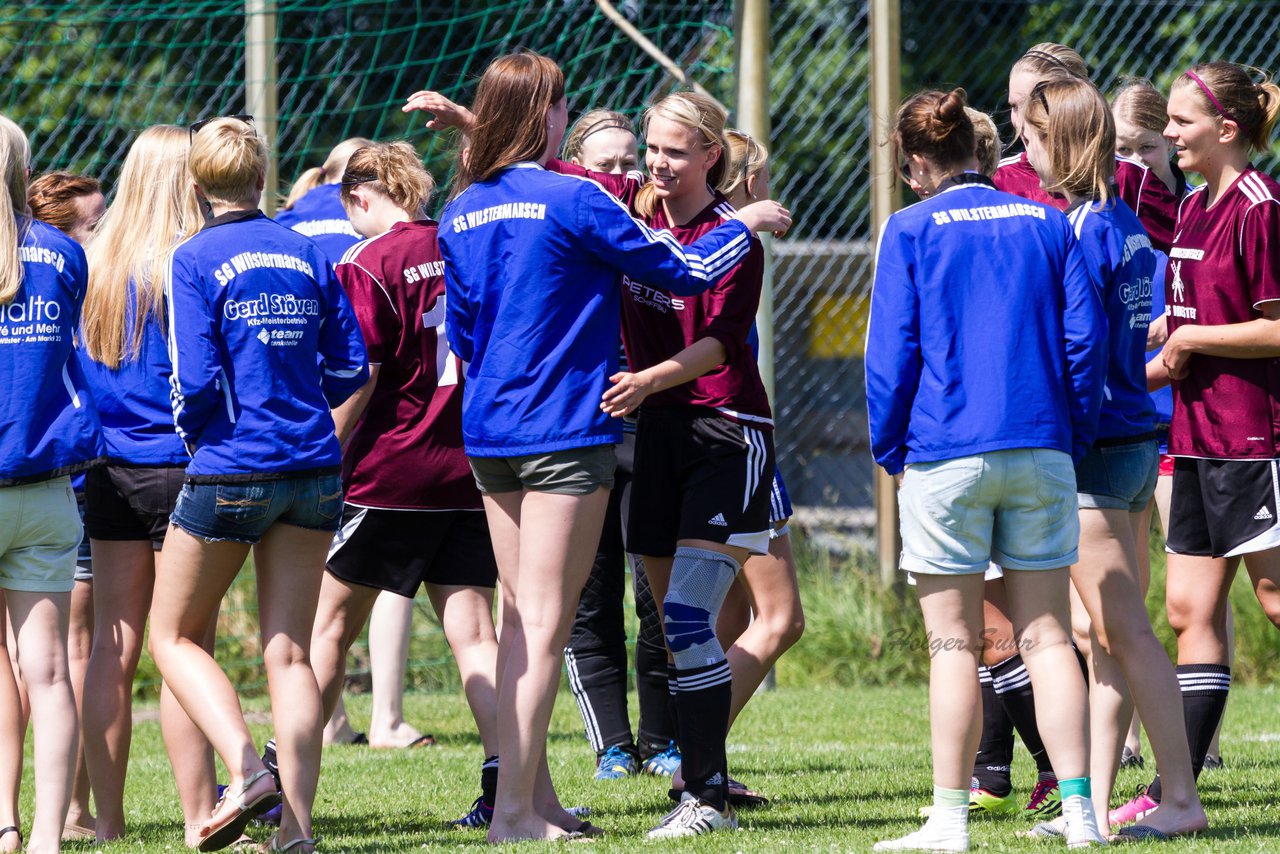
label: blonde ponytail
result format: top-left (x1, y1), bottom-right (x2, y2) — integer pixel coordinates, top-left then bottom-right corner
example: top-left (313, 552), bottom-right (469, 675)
top-left (0, 115), bottom-right (31, 307)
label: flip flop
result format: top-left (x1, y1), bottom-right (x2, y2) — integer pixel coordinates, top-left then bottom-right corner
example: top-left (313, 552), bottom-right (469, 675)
top-left (1018, 821), bottom-right (1065, 840)
top-left (61, 823), bottom-right (96, 841)
top-left (348, 732), bottom-right (368, 746)
top-left (198, 769), bottom-right (282, 852)
top-left (262, 835), bottom-right (318, 852)
top-left (372, 733), bottom-right (436, 749)
top-left (572, 821), bottom-right (605, 838)
top-left (0, 826), bottom-right (18, 850)
top-left (1114, 825), bottom-right (1166, 842)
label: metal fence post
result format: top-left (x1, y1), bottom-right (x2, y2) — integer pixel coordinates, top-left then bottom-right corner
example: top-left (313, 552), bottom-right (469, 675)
top-left (869, 0), bottom-right (901, 586)
top-left (245, 0), bottom-right (279, 215)
top-left (736, 0), bottom-right (774, 401)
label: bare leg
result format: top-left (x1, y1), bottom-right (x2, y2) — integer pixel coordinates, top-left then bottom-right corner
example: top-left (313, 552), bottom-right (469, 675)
top-left (1000, 568), bottom-right (1088, 780)
top-left (724, 533), bottom-right (804, 729)
top-left (148, 527), bottom-right (276, 843)
top-left (484, 489), bottom-right (609, 843)
top-left (367, 592), bottom-right (423, 747)
top-left (425, 584), bottom-right (498, 755)
top-left (9, 590), bottom-right (77, 854)
top-left (0, 598), bottom-right (22, 852)
top-left (311, 573), bottom-right (377, 725)
top-left (1070, 508), bottom-right (1205, 835)
top-left (64, 579), bottom-right (94, 837)
top-left (83, 540), bottom-right (153, 841)
top-left (915, 574), bottom-right (986, 788)
top-left (254, 524), bottom-right (333, 848)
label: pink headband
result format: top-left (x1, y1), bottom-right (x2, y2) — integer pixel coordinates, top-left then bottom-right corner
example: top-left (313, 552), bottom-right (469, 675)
top-left (1185, 70), bottom-right (1241, 126)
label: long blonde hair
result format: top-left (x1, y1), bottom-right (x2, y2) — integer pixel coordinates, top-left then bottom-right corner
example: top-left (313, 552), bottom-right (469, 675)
top-left (0, 115), bottom-right (31, 306)
top-left (723, 130), bottom-right (768, 200)
top-left (635, 92), bottom-right (730, 218)
top-left (1022, 78), bottom-right (1116, 204)
top-left (82, 125), bottom-right (202, 367)
top-left (281, 136), bottom-right (374, 210)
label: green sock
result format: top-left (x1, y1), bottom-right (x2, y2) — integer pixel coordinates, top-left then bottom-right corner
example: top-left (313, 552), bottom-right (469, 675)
top-left (1059, 776), bottom-right (1091, 800)
top-left (934, 786), bottom-right (969, 810)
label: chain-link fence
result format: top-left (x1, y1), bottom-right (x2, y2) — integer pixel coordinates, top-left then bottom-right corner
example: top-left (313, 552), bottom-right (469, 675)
top-left (4, 1), bottom-right (1278, 692)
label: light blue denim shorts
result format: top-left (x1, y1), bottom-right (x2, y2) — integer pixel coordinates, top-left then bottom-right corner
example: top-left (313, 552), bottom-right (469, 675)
top-left (898, 448), bottom-right (1079, 575)
top-left (1074, 438), bottom-right (1159, 513)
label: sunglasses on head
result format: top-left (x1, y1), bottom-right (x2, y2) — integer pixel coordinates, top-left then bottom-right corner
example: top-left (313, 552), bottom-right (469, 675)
top-left (188, 114), bottom-right (255, 140)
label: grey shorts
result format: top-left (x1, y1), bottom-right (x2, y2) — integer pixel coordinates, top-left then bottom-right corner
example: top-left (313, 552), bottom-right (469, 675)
top-left (469, 445), bottom-right (616, 495)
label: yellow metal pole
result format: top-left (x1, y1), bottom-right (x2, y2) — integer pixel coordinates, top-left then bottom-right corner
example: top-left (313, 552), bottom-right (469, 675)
top-left (736, 0), bottom-right (773, 401)
top-left (245, 0), bottom-right (279, 216)
top-left (869, 0), bottom-right (901, 586)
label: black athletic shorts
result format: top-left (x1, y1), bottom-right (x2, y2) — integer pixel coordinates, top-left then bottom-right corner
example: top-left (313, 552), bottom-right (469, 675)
top-left (627, 406), bottom-right (775, 558)
top-left (83, 464), bottom-right (186, 547)
top-left (1166, 457), bottom-right (1280, 558)
top-left (326, 504), bottom-right (498, 597)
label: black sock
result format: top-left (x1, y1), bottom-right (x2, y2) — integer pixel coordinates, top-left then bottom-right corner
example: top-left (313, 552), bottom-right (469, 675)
top-left (990, 654), bottom-right (1054, 777)
top-left (1146, 664), bottom-right (1231, 804)
top-left (635, 562), bottom-right (676, 755)
top-left (972, 666), bottom-right (1014, 796)
top-left (481, 754), bottom-right (498, 807)
top-left (672, 661), bottom-right (731, 811)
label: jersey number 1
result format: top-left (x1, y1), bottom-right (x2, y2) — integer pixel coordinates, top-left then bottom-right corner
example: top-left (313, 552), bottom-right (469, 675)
top-left (423, 296), bottom-right (459, 387)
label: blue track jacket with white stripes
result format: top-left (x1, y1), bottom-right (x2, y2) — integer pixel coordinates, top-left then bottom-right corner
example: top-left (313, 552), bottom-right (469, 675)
top-left (438, 161), bottom-right (754, 457)
top-left (0, 219), bottom-right (103, 485)
top-left (166, 210), bottom-right (368, 480)
top-left (866, 179), bottom-right (1108, 475)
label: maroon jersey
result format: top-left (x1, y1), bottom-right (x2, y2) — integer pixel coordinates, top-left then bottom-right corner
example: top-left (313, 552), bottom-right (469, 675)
top-left (1166, 167), bottom-right (1280, 459)
top-left (626, 197), bottom-right (773, 426)
top-left (336, 220), bottom-right (481, 510)
top-left (993, 152), bottom-right (1180, 252)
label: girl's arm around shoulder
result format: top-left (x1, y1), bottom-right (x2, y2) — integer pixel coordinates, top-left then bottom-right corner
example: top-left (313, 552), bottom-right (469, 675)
top-left (573, 181), bottom-right (789, 297)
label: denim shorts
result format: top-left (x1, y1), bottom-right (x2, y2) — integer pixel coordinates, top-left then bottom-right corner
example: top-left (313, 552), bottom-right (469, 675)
top-left (898, 448), bottom-right (1079, 575)
top-left (170, 473), bottom-right (344, 544)
top-left (1075, 438), bottom-right (1159, 512)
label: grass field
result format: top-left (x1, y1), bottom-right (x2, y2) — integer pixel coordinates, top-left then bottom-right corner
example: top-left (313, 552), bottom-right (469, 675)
top-left (35, 683), bottom-right (1280, 851)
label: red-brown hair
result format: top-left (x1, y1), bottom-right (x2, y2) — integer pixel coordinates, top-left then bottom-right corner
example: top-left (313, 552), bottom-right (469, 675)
top-left (27, 170), bottom-right (100, 234)
top-left (893, 88), bottom-right (975, 169)
top-left (452, 51), bottom-right (565, 196)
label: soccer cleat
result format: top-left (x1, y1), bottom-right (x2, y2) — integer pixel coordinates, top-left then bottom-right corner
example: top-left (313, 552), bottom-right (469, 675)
top-left (646, 793), bottom-right (738, 838)
top-left (448, 797), bottom-right (493, 830)
top-left (1119, 746), bottom-right (1144, 769)
top-left (918, 785), bottom-right (1016, 818)
top-left (1202, 753), bottom-right (1223, 771)
top-left (594, 744), bottom-right (639, 781)
top-left (640, 741), bottom-right (682, 777)
top-left (1108, 785), bottom-right (1158, 828)
top-left (874, 825), bottom-right (969, 852)
top-left (1024, 777), bottom-right (1061, 819)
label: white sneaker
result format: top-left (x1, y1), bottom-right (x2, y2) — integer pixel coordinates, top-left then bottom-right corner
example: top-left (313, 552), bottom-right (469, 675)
top-left (873, 826), bottom-right (969, 852)
top-left (645, 794), bottom-right (738, 838)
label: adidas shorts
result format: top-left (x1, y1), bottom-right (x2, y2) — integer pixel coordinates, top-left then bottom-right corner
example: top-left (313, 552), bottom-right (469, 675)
top-left (627, 407), bottom-right (774, 558)
top-left (1166, 458), bottom-right (1280, 558)
top-left (326, 505), bottom-right (498, 596)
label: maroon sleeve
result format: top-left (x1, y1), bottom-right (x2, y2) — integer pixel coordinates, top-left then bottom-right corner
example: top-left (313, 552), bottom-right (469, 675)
top-left (545, 158), bottom-right (643, 208)
top-left (336, 260), bottom-right (398, 365)
top-left (1242, 199), bottom-right (1280, 307)
top-left (694, 238), bottom-right (764, 363)
top-left (1115, 158), bottom-right (1145, 213)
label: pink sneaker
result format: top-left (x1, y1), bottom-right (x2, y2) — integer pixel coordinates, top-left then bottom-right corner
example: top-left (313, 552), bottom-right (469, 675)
top-left (1024, 777), bottom-right (1061, 819)
top-left (1108, 786), bottom-right (1158, 828)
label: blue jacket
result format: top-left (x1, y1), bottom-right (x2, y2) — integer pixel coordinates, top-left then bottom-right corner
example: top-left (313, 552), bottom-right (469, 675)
top-left (79, 284), bottom-right (187, 466)
top-left (0, 219), bottom-right (103, 484)
top-left (1146, 254), bottom-right (1172, 445)
top-left (274, 184), bottom-right (361, 267)
top-left (1067, 200), bottom-right (1158, 442)
top-left (438, 162), bottom-right (754, 457)
top-left (166, 210), bottom-right (368, 480)
top-left (866, 179), bottom-right (1107, 475)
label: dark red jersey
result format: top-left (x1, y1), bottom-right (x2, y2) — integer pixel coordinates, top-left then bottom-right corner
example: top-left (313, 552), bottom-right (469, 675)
top-left (625, 196), bottom-right (773, 426)
top-left (1166, 167), bottom-right (1280, 459)
top-left (993, 151), bottom-right (1181, 252)
top-left (336, 220), bottom-right (481, 509)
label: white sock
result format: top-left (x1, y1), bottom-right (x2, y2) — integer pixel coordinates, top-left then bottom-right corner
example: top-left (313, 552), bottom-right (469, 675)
top-left (874, 787), bottom-right (969, 852)
top-left (1062, 793), bottom-right (1106, 847)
